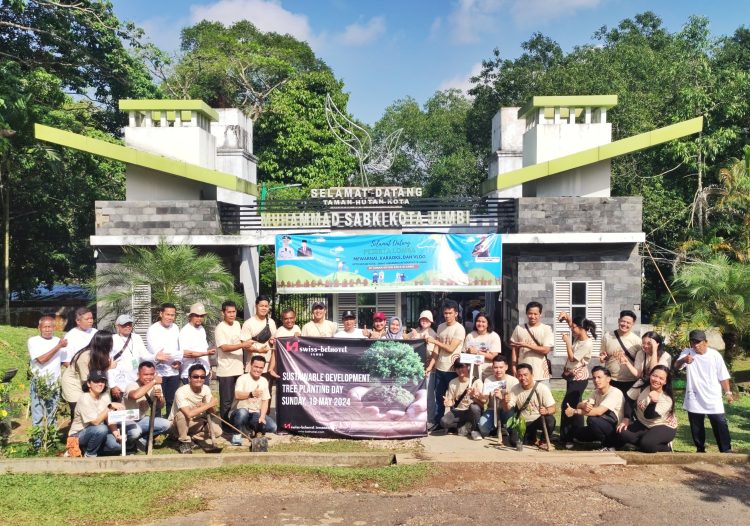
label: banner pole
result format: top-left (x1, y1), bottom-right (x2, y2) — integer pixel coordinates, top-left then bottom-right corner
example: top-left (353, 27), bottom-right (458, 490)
top-left (121, 420), bottom-right (126, 457)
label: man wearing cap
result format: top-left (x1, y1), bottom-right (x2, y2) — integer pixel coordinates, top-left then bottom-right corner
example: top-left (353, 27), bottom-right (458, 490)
top-left (302, 302), bottom-right (337, 337)
top-left (109, 314), bottom-right (150, 402)
top-left (364, 312), bottom-right (387, 339)
top-left (277, 235), bottom-right (294, 259)
top-left (275, 308), bottom-right (301, 338)
top-left (675, 329), bottom-right (734, 453)
top-left (296, 240), bottom-right (313, 257)
top-left (334, 311), bottom-right (366, 338)
top-left (179, 303), bottom-right (216, 385)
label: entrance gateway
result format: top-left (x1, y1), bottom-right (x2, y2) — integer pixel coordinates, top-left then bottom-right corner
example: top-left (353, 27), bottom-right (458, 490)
top-left (35, 95), bottom-right (702, 374)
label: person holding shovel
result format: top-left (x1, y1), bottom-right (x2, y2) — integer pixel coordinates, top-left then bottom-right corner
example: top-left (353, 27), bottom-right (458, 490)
top-left (476, 355), bottom-right (518, 439)
top-left (440, 361), bottom-right (483, 440)
top-left (502, 363), bottom-right (556, 450)
top-left (169, 364), bottom-right (224, 454)
top-left (124, 361), bottom-right (172, 451)
top-left (229, 355), bottom-right (276, 445)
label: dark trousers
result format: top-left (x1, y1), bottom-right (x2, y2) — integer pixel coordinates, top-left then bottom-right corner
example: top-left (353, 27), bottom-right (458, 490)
top-left (560, 379), bottom-right (588, 442)
top-left (160, 375), bottom-right (181, 417)
top-left (218, 375), bottom-right (240, 432)
top-left (688, 411), bottom-right (732, 453)
top-left (509, 414), bottom-right (556, 446)
top-left (611, 380), bottom-right (636, 397)
top-left (619, 420), bottom-right (676, 452)
top-left (572, 413), bottom-right (618, 446)
top-left (440, 403), bottom-right (482, 431)
top-left (433, 370), bottom-right (457, 425)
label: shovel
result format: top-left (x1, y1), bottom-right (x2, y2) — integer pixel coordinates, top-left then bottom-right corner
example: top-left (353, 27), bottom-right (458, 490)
top-left (536, 391), bottom-right (552, 452)
top-left (202, 413), bottom-right (223, 454)
top-left (210, 412), bottom-right (269, 453)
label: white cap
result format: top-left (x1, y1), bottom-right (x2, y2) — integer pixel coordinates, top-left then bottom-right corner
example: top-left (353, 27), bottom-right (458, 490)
top-left (419, 310), bottom-right (434, 323)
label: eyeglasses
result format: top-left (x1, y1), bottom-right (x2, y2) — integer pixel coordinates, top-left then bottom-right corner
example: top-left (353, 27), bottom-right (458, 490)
top-left (190, 375), bottom-right (206, 379)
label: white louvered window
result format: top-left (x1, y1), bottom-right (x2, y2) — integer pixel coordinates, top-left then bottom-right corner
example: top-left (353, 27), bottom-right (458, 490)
top-left (334, 292), bottom-right (400, 331)
top-left (131, 284), bottom-right (152, 335)
top-left (553, 281), bottom-right (603, 356)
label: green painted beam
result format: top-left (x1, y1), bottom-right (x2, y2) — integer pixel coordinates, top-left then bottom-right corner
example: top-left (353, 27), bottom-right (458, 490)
top-left (482, 116), bottom-right (703, 194)
top-left (119, 99), bottom-right (220, 122)
top-left (35, 124), bottom-right (258, 196)
top-left (518, 95), bottom-right (618, 119)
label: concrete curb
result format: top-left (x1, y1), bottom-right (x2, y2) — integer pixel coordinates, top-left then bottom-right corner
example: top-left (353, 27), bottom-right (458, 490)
top-left (617, 452), bottom-right (750, 465)
top-left (0, 452), bottom-right (396, 475)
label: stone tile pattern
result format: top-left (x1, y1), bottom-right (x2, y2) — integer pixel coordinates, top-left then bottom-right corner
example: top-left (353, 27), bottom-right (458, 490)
top-left (95, 200), bottom-right (222, 236)
top-left (517, 196), bottom-right (642, 233)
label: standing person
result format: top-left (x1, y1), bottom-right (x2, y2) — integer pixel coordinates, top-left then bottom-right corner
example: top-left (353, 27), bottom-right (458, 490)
top-left (501, 363), bottom-right (556, 449)
top-left (598, 310), bottom-right (642, 395)
top-left (215, 300), bottom-right (253, 432)
top-left (230, 355), bottom-right (276, 445)
top-left (301, 301), bottom-right (337, 337)
top-left (425, 300), bottom-right (466, 431)
top-left (146, 303), bottom-right (182, 417)
top-left (408, 310), bottom-right (437, 363)
top-left (28, 315), bottom-right (67, 448)
top-left (565, 365), bottom-right (624, 451)
top-left (109, 314), bottom-right (149, 402)
top-left (477, 355), bottom-right (518, 438)
top-left (275, 308), bottom-right (301, 337)
top-left (124, 361), bottom-right (172, 450)
top-left (68, 370), bottom-right (130, 457)
top-left (462, 312), bottom-right (501, 380)
top-left (241, 295), bottom-right (278, 379)
top-left (179, 303), bottom-right (216, 385)
top-left (384, 316), bottom-right (404, 339)
top-left (60, 307), bottom-right (97, 417)
top-left (510, 301), bottom-right (553, 382)
top-left (334, 310), bottom-right (367, 338)
top-left (440, 362), bottom-right (484, 440)
top-left (558, 313), bottom-right (597, 447)
top-left (169, 364), bottom-right (223, 454)
top-left (617, 365), bottom-right (677, 453)
top-left (674, 329), bottom-right (734, 453)
top-left (364, 311), bottom-right (387, 339)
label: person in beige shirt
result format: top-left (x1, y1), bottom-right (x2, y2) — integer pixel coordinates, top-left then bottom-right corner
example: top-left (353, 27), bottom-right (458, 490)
top-left (462, 312), bottom-right (501, 380)
top-left (477, 355), bottom-right (519, 438)
top-left (215, 300), bottom-right (254, 432)
top-left (69, 370), bottom-right (128, 457)
top-left (425, 301), bottom-right (466, 431)
top-left (240, 295), bottom-right (278, 376)
top-left (229, 355), bottom-right (277, 445)
top-left (501, 363), bottom-right (556, 449)
top-left (510, 301), bottom-right (553, 382)
top-left (565, 365), bottom-right (624, 450)
top-left (440, 362), bottom-right (484, 440)
top-left (169, 364), bottom-right (223, 453)
top-left (405, 309), bottom-right (437, 362)
top-left (274, 308), bottom-right (301, 338)
top-left (598, 309), bottom-right (642, 395)
top-left (301, 301), bottom-right (337, 337)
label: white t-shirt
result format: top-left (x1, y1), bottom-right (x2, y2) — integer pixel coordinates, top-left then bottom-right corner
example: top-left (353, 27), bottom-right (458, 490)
top-left (61, 327), bottom-right (97, 363)
top-left (146, 322), bottom-right (182, 378)
top-left (678, 347), bottom-right (731, 414)
top-left (334, 328), bottom-right (366, 339)
top-left (28, 335), bottom-right (62, 382)
top-left (109, 332), bottom-right (150, 391)
top-left (179, 323), bottom-right (210, 379)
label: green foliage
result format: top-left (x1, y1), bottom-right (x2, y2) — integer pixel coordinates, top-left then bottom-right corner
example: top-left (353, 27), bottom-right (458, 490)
top-left (505, 412), bottom-right (526, 439)
top-left (92, 241), bottom-right (243, 325)
top-left (361, 384), bottom-right (414, 409)
top-left (360, 341), bottom-right (424, 385)
top-left (28, 374), bottom-right (60, 453)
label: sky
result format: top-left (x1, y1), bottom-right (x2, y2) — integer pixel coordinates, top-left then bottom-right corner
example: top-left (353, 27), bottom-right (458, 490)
top-left (112, 0), bottom-right (750, 125)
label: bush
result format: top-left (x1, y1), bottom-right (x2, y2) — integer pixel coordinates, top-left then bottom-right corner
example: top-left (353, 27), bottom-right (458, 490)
top-left (360, 341), bottom-right (424, 385)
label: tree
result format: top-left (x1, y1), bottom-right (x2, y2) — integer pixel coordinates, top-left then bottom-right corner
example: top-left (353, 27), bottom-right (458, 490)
top-left (92, 242), bottom-right (243, 325)
top-left (655, 254), bottom-right (750, 368)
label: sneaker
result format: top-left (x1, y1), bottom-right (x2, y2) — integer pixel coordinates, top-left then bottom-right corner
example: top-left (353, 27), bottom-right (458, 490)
top-left (428, 422), bottom-right (442, 432)
top-left (179, 441), bottom-right (193, 454)
top-left (231, 434), bottom-right (243, 446)
top-left (470, 430), bottom-right (482, 441)
top-left (457, 423), bottom-right (472, 437)
top-left (564, 442), bottom-right (574, 450)
top-left (598, 446), bottom-right (616, 452)
top-left (136, 438), bottom-right (147, 453)
top-left (622, 443), bottom-right (638, 452)
top-left (667, 441), bottom-right (673, 452)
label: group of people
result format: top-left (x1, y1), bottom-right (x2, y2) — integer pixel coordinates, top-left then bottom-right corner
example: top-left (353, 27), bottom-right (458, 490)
top-left (28, 296), bottom-right (735, 456)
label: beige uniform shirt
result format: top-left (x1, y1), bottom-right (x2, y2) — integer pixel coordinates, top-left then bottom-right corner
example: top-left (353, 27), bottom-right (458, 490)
top-left (564, 339), bottom-right (593, 375)
top-left (124, 381), bottom-right (156, 415)
top-left (511, 323), bottom-right (553, 380)
top-left (169, 384), bottom-right (213, 421)
top-left (241, 316), bottom-right (278, 373)
top-left (215, 321), bottom-right (243, 377)
top-left (445, 377), bottom-right (482, 411)
top-left (635, 388), bottom-right (677, 429)
top-left (588, 387), bottom-right (625, 423)
top-left (409, 326), bottom-right (437, 360)
top-left (301, 320), bottom-right (338, 337)
top-left (61, 350), bottom-right (91, 403)
top-left (601, 331), bottom-right (642, 382)
top-left (69, 392), bottom-right (111, 435)
top-left (275, 325), bottom-right (301, 338)
top-left (509, 381), bottom-right (555, 423)
top-left (231, 374), bottom-right (271, 413)
top-left (434, 322), bottom-right (466, 372)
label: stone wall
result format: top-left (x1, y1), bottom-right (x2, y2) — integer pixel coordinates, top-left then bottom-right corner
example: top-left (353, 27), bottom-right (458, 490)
top-left (95, 200), bottom-right (222, 236)
top-left (518, 196), bottom-right (642, 233)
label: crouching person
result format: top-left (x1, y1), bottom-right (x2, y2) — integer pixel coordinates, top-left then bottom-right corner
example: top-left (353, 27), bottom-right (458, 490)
top-left (229, 355), bottom-right (276, 445)
top-left (477, 355), bottom-right (518, 438)
top-left (502, 363), bottom-right (556, 449)
top-left (565, 365), bottom-right (624, 451)
top-left (170, 364), bottom-right (223, 454)
top-left (440, 362), bottom-right (484, 440)
top-left (125, 361), bottom-right (172, 451)
top-left (68, 370), bottom-right (133, 457)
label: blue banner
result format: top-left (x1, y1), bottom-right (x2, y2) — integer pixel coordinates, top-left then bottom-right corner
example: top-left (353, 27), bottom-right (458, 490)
top-left (275, 233), bottom-right (501, 293)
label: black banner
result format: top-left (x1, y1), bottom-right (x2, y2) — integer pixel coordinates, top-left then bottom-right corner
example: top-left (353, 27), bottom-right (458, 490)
top-left (276, 337), bottom-right (428, 438)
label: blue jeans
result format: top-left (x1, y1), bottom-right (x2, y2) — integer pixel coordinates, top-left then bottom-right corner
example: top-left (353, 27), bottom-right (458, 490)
top-left (134, 416), bottom-right (171, 447)
top-left (30, 380), bottom-right (59, 446)
top-left (477, 404), bottom-right (514, 437)
top-left (231, 408), bottom-right (277, 434)
top-left (433, 370), bottom-right (457, 425)
top-left (75, 424), bottom-right (135, 457)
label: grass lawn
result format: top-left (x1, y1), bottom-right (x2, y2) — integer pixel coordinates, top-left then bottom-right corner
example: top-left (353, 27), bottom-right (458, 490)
top-left (0, 325), bottom-right (36, 386)
top-left (0, 463), bottom-right (431, 526)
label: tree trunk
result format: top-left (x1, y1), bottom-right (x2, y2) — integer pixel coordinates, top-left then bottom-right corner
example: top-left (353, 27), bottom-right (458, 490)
top-left (1, 163), bottom-right (9, 325)
top-left (696, 136), bottom-right (704, 236)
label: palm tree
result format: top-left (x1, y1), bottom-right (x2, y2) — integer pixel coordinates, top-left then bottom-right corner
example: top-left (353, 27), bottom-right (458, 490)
top-left (655, 254), bottom-right (750, 368)
top-left (92, 241), bottom-right (243, 325)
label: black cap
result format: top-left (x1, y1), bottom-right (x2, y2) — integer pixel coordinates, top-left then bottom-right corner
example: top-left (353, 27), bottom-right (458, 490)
top-left (87, 370), bottom-right (108, 382)
top-left (281, 235), bottom-right (291, 240)
top-left (341, 310), bottom-right (356, 320)
top-left (689, 329), bottom-right (707, 342)
top-left (312, 301), bottom-right (326, 309)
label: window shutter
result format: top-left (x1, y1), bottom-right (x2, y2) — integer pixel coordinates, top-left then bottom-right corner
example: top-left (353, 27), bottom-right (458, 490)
top-left (335, 293), bottom-right (357, 331)
top-left (377, 292), bottom-right (398, 319)
top-left (586, 281), bottom-right (604, 355)
top-left (131, 284), bottom-right (151, 336)
top-left (553, 281), bottom-right (571, 356)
